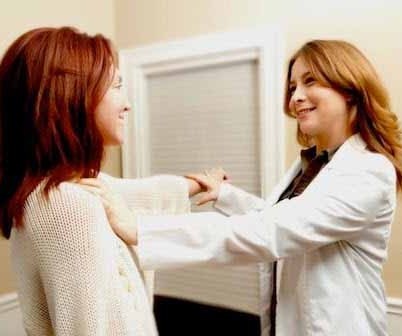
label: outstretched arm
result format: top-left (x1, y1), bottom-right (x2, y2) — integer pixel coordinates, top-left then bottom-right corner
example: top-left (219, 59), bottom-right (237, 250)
top-left (186, 167), bottom-right (265, 215)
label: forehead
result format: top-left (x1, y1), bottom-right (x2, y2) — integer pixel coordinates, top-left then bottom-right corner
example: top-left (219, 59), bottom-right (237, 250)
top-left (290, 57), bottom-right (310, 81)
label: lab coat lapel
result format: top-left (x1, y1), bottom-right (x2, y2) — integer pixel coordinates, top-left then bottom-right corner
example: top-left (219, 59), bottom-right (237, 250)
top-left (266, 159), bottom-right (301, 295)
top-left (275, 134), bottom-right (367, 295)
top-left (267, 159), bottom-right (302, 206)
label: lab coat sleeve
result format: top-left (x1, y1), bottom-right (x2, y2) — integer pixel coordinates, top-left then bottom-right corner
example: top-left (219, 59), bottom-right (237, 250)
top-left (99, 173), bottom-right (190, 215)
top-left (137, 160), bottom-right (396, 271)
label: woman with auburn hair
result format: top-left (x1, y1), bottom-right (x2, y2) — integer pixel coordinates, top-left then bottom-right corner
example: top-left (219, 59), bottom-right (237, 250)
top-left (0, 27), bottom-right (201, 335)
top-left (84, 40), bottom-right (402, 335)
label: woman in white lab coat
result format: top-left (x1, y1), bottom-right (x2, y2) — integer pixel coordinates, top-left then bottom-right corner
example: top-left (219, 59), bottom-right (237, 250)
top-left (80, 40), bottom-right (402, 336)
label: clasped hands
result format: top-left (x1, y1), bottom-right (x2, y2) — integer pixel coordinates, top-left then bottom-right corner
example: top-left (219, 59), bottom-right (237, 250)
top-left (77, 168), bottom-right (229, 245)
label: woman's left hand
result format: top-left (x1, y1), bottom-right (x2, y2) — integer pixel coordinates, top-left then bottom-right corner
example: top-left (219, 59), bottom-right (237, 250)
top-left (186, 167), bottom-right (229, 205)
top-left (76, 178), bottom-right (138, 245)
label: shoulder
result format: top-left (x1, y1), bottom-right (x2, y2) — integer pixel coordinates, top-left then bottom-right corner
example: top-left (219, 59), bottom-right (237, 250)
top-left (359, 150), bottom-right (394, 184)
top-left (21, 181), bottom-right (117, 262)
top-left (25, 181), bottom-right (106, 233)
top-left (29, 181), bottom-right (99, 210)
top-left (331, 135), bottom-right (396, 182)
top-left (328, 136), bottom-right (397, 205)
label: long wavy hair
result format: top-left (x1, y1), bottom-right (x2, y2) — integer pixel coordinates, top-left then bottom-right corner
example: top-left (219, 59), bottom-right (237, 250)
top-left (0, 27), bottom-right (117, 239)
top-left (284, 39), bottom-right (402, 190)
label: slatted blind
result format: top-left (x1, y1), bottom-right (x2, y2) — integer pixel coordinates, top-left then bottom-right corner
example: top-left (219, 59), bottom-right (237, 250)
top-left (147, 60), bottom-right (262, 315)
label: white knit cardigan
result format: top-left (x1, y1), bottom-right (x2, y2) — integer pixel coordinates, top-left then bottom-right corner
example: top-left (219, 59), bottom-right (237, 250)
top-left (10, 173), bottom-right (190, 336)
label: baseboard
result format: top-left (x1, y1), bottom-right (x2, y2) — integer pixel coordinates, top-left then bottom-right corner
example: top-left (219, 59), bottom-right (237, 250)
top-left (388, 297), bottom-right (402, 315)
top-left (0, 292), bottom-right (19, 314)
top-left (1, 291), bottom-right (401, 315)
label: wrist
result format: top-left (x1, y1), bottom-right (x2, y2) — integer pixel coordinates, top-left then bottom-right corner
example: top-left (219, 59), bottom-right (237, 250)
top-left (115, 214), bottom-right (138, 245)
top-left (186, 178), bottom-right (202, 196)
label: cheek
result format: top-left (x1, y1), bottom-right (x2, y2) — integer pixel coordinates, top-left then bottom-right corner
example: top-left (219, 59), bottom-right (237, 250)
top-left (108, 93), bottom-right (124, 113)
top-left (98, 96), bottom-right (116, 118)
top-left (288, 98), bottom-right (295, 113)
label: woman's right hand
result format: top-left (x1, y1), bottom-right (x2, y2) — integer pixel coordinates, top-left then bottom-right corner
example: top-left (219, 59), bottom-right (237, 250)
top-left (186, 167), bottom-right (229, 205)
top-left (77, 178), bottom-right (138, 245)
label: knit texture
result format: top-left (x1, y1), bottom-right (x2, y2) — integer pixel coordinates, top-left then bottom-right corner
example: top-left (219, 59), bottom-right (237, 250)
top-left (10, 173), bottom-right (190, 336)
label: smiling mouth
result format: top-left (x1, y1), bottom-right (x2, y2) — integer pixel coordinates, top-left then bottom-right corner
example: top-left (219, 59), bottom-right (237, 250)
top-left (297, 107), bottom-right (315, 118)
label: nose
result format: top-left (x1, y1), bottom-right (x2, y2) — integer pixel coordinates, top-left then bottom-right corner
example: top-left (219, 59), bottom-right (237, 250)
top-left (291, 85), bottom-right (306, 104)
top-left (124, 97), bottom-right (131, 113)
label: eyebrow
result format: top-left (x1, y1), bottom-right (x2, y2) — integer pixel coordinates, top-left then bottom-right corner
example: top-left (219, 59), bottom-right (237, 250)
top-left (112, 75), bottom-right (123, 85)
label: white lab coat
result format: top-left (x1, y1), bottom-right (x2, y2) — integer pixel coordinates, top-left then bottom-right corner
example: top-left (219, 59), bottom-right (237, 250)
top-left (137, 134), bottom-right (397, 336)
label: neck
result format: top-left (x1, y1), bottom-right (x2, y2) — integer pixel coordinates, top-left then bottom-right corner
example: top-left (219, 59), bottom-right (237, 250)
top-left (314, 130), bottom-right (353, 153)
top-left (315, 106), bottom-right (357, 153)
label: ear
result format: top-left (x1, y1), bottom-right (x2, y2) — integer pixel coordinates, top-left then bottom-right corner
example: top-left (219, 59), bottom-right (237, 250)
top-left (348, 104), bottom-right (358, 130)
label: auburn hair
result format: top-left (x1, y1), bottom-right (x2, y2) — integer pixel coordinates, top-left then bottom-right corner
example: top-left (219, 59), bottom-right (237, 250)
top-left (0, 27), bottom-right (117, 238)
top-left (284, 39), bottom-right (402, 190)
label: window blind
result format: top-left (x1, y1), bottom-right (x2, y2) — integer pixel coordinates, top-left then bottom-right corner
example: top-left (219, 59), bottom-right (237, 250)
top-left (147, 60), bottom-right (262, 315)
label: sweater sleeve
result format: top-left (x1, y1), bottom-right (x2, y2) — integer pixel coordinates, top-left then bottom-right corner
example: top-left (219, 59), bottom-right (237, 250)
top-left (29, 183), bottom-right (133, 335)
top-left (99, 173), bottom-right (191, 215)
top-left (214, 183), bottom-right (266, 215)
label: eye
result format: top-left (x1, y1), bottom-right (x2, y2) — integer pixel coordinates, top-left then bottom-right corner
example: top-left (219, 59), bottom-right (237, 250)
top-left (114, 83), bottom-right (123, 90)
top-left (288, 85), bottom-right (296, 95)
top-left (304, 76), bottom-right (316, 85)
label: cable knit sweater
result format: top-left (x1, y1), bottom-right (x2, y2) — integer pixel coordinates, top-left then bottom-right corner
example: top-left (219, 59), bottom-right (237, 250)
top-left (10, 173), bottom-right (190, 336)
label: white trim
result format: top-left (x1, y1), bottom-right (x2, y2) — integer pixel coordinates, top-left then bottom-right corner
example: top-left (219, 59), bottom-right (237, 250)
top-left (0, 292), bottom-right (19, 314)
top-left (258, 31), bottom-right (286, 197)
top-left (119, 25), bottom-right (285, 183)
top-left (141, 49), bottom-right (259, 76)
top-left (0, 290), bottom-right (401, 317)
top-left (388, 297), bottom-right (402, 315)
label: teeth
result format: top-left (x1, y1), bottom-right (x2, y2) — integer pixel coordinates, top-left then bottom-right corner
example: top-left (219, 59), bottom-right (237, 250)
top-left (299, 108), bottom-right (314, 114)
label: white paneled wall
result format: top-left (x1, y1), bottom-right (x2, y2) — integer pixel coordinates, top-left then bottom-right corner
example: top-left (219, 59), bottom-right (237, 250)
top-left (0, 293), bottom-right (25, 336)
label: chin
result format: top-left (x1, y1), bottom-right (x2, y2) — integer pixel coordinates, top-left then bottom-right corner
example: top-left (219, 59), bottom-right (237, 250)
top-left (299, 124), bottom-right (317, 137)
top-left (104, 136), bottom-right (124, 147)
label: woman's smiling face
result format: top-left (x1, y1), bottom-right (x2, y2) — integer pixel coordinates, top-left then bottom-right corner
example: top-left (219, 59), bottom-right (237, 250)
top-left (95, 68), bottom-right (131, 146)
top-left (288, 57), bottom-right (353, 151)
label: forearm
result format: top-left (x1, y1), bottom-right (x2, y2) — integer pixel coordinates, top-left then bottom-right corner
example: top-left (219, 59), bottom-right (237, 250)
top-left (136, 211), bottom-right (270, 270)
top-left (101, 173), bottom-right (192, 212)
top-left (214, 183), bottom-right (266, 215)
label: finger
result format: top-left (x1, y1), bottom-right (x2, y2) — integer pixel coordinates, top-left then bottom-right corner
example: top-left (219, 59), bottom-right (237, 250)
top-left (78, 178), bottom-right (104, 188)
top-left (78, 185), bottom-right (103, 197)
top-left (185, 173), bottom-right (207, 180)
top-left (217, 167), bottom-right (229, 180)
top-left (78, 184), bottom-right (113, 204)
top-left (185, 174), bottom-right (213, 190)
top-left (79, 186), bottom-right (115, 211)
top-left (196, 192), bottom-right (215, 205)
top-left (184, 173), bottom-right (202, 179)
top-left (207, 167), bottom-right (228, 181)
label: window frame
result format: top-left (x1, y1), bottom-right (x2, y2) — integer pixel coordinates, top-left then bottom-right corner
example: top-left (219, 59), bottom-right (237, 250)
top-left (119, 25), bottom-right (285, 198)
